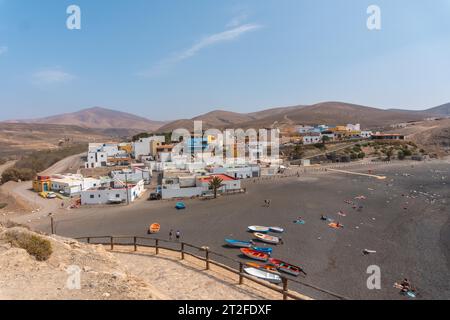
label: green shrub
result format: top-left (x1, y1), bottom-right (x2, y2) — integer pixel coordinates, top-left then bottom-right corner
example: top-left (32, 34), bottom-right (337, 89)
top-left (6, 232), bottom-right (53, 261)
top-left (1, 167), bottom-right (35, 183)
top-left (403, 149), bottom-right (412, 156)
top-left (358, 152), bottom-right (366, 159)
top-left (0, 203), bottom-right (7, 209)
top-left (398, 150), bottom-right (405, 160)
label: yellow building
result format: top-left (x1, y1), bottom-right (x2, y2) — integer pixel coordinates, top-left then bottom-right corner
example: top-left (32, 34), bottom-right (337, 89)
top-left (118, 143), bottom-right (132, 154)
top-left (32, 176), bottom-right (51, 192)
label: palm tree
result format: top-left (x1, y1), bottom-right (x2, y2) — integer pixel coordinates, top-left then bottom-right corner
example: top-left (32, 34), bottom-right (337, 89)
top-left (209, 176), bottom-right (224, 199)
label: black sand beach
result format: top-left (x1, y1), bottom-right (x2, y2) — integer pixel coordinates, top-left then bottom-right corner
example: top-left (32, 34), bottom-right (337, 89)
top-left (32, 161), bottom-right (450, 299)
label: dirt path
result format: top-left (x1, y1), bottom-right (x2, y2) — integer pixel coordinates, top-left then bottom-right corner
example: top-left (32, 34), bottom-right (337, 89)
top-left (111, 247), bottom-right (293, 300)
top-left (0, 161), bottom-right (17, 176)
top-left (1, 153), bottom-right (85, 222)
top-left (39, 152), bottom-right (86, 175)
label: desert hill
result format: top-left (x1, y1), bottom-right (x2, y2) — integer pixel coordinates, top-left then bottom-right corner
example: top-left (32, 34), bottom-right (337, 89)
top-left (6, 107), bottom-right (166, 132)
top-left (157, 101), bottom-right (434, 132)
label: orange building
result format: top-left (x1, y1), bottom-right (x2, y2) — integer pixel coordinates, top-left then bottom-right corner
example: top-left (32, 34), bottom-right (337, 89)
top-left (32, 175), bottom-right (51, 192)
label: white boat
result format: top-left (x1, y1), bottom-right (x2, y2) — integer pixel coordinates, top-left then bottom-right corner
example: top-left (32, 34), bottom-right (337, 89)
top-left (244, 267), bottom-right (282, 284)
top-left (254, 232), bottom-right (280, 244)
top-left (269, 226), bottom-right (284, 233)
top-left (248, 226), bottom-right (270, 233)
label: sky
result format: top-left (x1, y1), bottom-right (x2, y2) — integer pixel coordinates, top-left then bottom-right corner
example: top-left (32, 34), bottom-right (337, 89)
top-left (1, 0), bottom-right (450, 121)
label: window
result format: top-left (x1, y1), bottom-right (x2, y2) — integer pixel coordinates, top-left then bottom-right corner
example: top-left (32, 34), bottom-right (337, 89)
top-left (116, 194), bottom-right (120, 198)
top-left (90, 195), bottom-right (94, 199)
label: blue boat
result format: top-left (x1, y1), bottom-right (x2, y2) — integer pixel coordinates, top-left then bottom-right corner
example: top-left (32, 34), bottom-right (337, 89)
top-left (251, 246), bottom-right (273, 255)
top-left (225, 239), bottom-right (253, 248)
top-left (175, 202), bottom-right (186, 210)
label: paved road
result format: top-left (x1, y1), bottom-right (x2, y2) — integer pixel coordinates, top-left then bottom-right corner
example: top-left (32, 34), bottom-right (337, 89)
top-left (30, 161), bottom-right (450, 300)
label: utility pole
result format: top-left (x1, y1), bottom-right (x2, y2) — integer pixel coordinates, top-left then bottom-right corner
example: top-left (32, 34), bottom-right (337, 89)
top-left (125, 173), bottom-right (130, 205)
top-left (49, 213), bottom-right (54, 234)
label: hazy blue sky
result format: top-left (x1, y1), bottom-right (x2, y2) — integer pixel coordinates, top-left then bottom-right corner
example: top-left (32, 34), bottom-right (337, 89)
top-left (1, 0), bottom-right (450, 121)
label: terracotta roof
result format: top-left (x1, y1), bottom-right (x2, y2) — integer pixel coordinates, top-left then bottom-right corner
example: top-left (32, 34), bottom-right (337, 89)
top-left (198, 174), bottom-right (237, 182)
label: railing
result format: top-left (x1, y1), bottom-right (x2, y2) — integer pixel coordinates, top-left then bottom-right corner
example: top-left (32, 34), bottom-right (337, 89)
top-left (75, 235), bottom-right (348, 300)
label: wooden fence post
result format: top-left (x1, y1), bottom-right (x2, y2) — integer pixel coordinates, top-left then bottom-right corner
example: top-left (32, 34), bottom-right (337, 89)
top-left (87, 237), bottom-right (90, 244)
top-left (205, 249), bottom-right (210, 270)
top-left (181, 243), bottom-right (185, 260)
top-left (155, 239), bottom-right (159, 255)
top-left (282, 278), bottom-right (288, 300)
top-left (110, 237), bottom-right (114, 250)
top-left (134, 237), bottom-right (137, 252)
top-left (239, 263), bottom-right (243, 285)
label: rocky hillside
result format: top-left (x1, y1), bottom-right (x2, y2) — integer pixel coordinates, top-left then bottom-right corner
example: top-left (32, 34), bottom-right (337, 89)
top-left (0, 224), bottom-right (165, 300)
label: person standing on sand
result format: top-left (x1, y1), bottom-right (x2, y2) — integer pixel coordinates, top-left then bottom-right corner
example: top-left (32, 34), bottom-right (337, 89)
top-left (176, 230), bottom-right (181, 241)
top-left (169, 229), bottom-right (173, 241)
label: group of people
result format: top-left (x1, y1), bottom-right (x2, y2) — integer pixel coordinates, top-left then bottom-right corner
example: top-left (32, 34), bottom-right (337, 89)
top-left (263, 199), bottom-right (271, 207)
top-left (169, 229), bottom-right (181, 241)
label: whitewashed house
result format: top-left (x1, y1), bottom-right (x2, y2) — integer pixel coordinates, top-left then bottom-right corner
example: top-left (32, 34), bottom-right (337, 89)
top-left (81, 180), bottom-right (145, 205)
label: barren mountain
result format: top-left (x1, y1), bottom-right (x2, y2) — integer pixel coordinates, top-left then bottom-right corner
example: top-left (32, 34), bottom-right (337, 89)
top-left (158, 101), bottom-right (433, 132)
top-left (426, 103), bottom-right (450, 116)
top-left (0, 122), bottom-right (140, 158)
top-left (7, 107), bottom-right (166, 132)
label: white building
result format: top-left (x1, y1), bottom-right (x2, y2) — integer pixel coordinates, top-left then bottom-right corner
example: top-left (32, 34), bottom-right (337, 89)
top-left (85, 151), bottom-right (108, 168)
top-left (302, 134), bottom-right (321, 145)
top-left (359, 131), bottom-right (373, 138)
top-left (297, 125), bottom-right (314, 134)
top-left (161, 174), bottom-right (241, 199)
top-left (81, 180), bottom-right (145, 205)
top-left (110, 168), bottom-right (151, 185)
top-left (209, 165), bottom-right (260, 179)
top-left (132, 136), bottom-right (166, 160)
top-left (50, 174), bottom-right (107, 196)
top-left (346, 124), bottom-right (361, 132)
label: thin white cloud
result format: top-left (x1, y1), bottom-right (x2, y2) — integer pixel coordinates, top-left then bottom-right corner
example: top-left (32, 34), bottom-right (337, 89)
top-left (0, 46), bottom-right (8, 56)
top-left (226, 14), bottom-right (248, 28)
top-left (140, 23), bottom-right (262, 77)
top-left (31, 68), bottom-right (75, 85)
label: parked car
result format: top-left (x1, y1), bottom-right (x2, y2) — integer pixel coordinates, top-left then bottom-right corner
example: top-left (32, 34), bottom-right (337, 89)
top-left (46, 192), bottom-right (57, 199)
top-left (149, 192), bottom-right (161, 200)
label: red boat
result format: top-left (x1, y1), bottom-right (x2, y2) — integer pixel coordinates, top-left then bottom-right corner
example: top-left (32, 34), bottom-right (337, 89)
top-left (240, 248), bottom-right (269, 262)
top-left (268, 258), bottom-right (306, 276)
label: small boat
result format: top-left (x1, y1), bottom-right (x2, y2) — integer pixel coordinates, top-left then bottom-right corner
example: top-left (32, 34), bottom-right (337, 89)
top-left (253, 232), bottom-right (280, 244)
top-left (245, 262), bottom-right (280, 274)
top-left (269, 226), bottom-right (284, 233)
top-left (269, 258), bottom-right (305, 277)
top-left (224, 239), bottom-right (253, 248)
top-left (251, 246), bottom-right (273, 255)
top-left (175, 202), bottom-right (186, 210)
top-left (148, 223), bottom-right (161, 234)
top-left (247, 226), bottom-right (270, 233)
top-left (244, 267), bottom-right (282, 284)
top-left (240, 248), bottom-right (269, 262)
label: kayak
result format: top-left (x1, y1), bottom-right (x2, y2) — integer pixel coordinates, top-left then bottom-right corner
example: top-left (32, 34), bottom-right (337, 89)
top-left (251, 246), bottom-right (273, 255)
top-left (244, 267), bottom-right (282, 284)
top-left (269, 226), bottom-right (284, 233)
top-left (225, 239), bottom-right (253, 248)
top-left (248, 226), bottom-right (270, 233)
top-left (148, 223), bottom-right (161, 234)
top-left (268, 258), bottom-right (305, 277)
top-left (240, 248), bottom-right (269, 262)
top-left (253, 232), bottom-right (280, 244)
top-left (245, 262), bottom-right (280, 274)
top-left (175, 202), bottom-right (186, 210)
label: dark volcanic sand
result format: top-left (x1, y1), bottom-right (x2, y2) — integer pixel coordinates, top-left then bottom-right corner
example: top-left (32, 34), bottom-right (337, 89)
top-left (32, 161), bottom-right (450, 300)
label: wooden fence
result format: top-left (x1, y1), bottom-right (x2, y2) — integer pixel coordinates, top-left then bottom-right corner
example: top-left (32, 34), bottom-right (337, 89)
top-left (75, 235), bottom-right (348, 301)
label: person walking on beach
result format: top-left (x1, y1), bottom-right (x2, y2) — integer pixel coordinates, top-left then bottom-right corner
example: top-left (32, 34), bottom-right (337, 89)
top-left (176, 230), bottom-right (181, 241)
top-left (267, 199), bottom-right (271, 207)
top-left (169, 229), bottom-right (173, 241)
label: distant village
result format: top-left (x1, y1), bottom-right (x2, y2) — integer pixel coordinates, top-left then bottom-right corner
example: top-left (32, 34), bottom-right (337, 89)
top-left (32, 122), bottom-right (406, 206)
